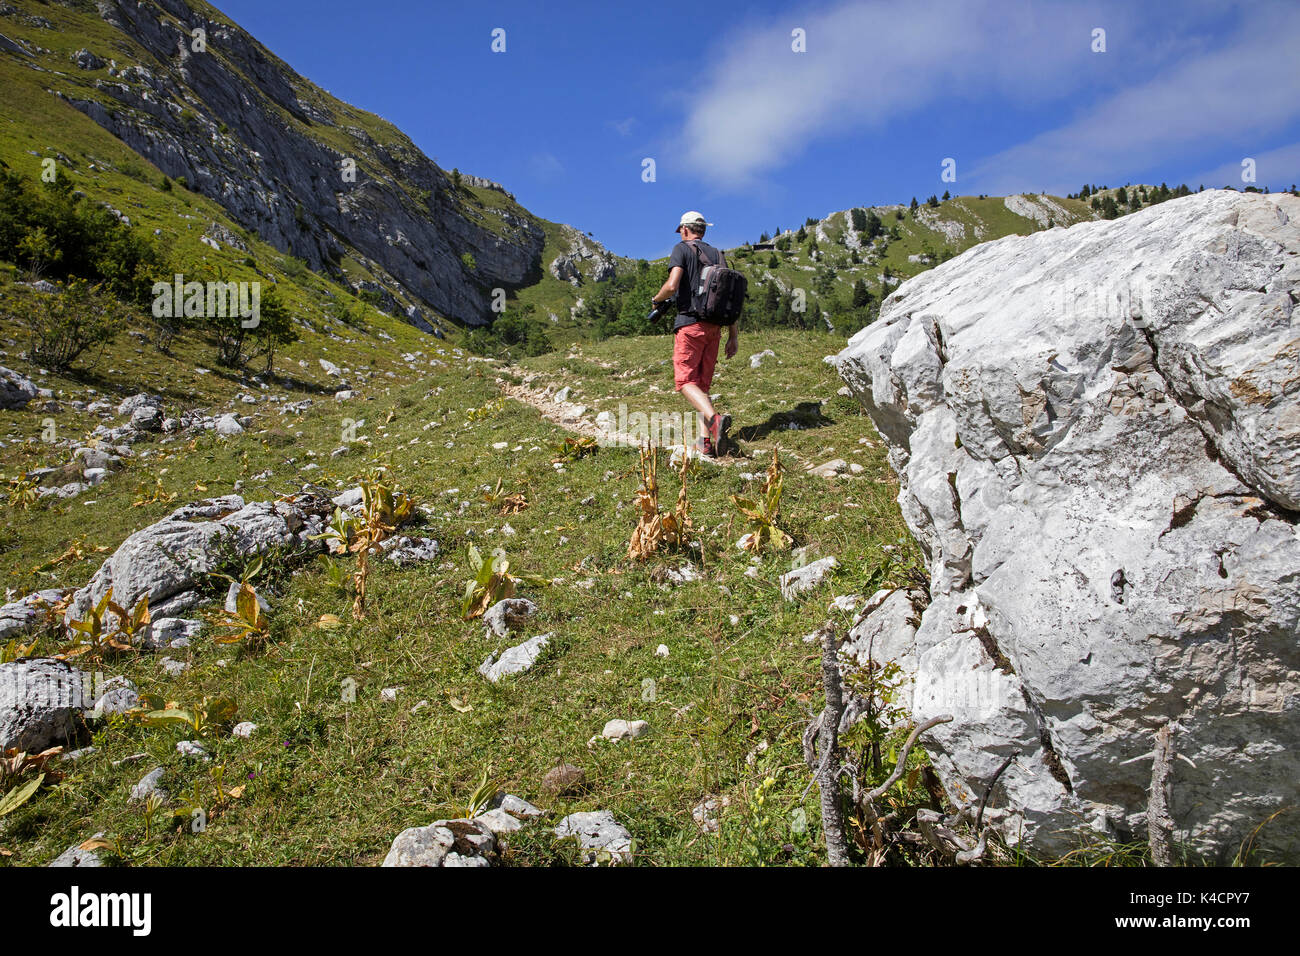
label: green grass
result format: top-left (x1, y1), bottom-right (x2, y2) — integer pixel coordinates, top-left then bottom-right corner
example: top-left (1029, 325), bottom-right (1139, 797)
top-left (1, 316), bottom-right (925, 866)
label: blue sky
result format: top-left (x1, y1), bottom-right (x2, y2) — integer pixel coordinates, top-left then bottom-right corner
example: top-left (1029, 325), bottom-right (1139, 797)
top-left (217, 0), bottom-right (1300, 260)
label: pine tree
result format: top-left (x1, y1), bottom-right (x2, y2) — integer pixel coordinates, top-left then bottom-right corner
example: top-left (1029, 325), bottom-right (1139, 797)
top-left (909, 196), bottom-right (919, 211)
top-left (851, 278), bottom-right (871, 308)
top-left (941, 190), bottom-right (950, 201)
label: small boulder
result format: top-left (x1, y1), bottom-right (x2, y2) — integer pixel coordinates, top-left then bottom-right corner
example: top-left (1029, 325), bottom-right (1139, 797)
top-left (0, 659), bottom-right (86, 751)
top-left (382, 818), bottom-right (496, 867)
top-left (554, 810), bottom-right (633, 865)
top-left (479, 633), bottom-right (550, 683)
top-left (542, 763), bottom-right (587, 797)
top-left (0, 366), bottom-right (39, 410)
top-left (601, 718), bottom-right (649, 741)
top-left (483, 597), bottom-right (538, 638)
top-left (779, 556), bottom-right (839, 601)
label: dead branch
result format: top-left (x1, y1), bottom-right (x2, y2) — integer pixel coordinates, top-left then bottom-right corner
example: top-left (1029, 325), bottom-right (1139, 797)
top-left (816, 625), bottom-right (851, 867)
top-left (1148, 723), bottom-right (1176, 867)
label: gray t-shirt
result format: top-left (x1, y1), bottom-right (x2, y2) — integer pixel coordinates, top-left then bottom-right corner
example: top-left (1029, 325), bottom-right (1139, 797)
top-left (669, 239), bottom-right (723, 330)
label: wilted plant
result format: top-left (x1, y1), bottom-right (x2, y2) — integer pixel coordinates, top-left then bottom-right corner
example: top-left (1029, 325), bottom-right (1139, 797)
top-left (466, 397), bottom-right (506, 422)
top-left (461, 544), bottom-right (545, 620)
top-left (1, 636), bottom-right (41, 664)
top-left (213, 582), bottom-right (270, 645)
top-left (553, 436), bottom-right (598, 463)
top-left (482, 478), bottom-right (528, 514)
top-left (628, 444), bottom-right (692, 561)
top-left (314, 507), bottom-right (361, 556)
top-left (6, 473), bottom-right (39, 511)
top-left (133, 476), bottom-right (177, 507)
top-left (349, 467), bottom-right (416, 619)
top-left (732, 448), bottom-right (792, 554)
top-left (61, 588), bottom-right (144, 661)
top-left (130, 694), bottom-right (238, 738)
top-left (0, 746), bottom-right (64, 818)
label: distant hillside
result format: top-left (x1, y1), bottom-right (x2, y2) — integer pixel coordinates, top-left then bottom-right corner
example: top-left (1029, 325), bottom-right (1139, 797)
top-left (0, 0), bottom-right (625, 335)
top-left (578, 186), bottom-right (1208, 340)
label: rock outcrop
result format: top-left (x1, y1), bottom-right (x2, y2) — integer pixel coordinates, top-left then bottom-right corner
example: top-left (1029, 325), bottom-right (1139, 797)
top-left (833, 190), bottom-right (1300, 861)
top-left (65, 493), bottom-right (331, 625)
top-left (59, 0), bottom-right (550, 327)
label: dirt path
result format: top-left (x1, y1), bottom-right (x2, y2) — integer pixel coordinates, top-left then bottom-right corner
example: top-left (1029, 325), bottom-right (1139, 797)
top-left (496, 372), bottom-right (763, 468)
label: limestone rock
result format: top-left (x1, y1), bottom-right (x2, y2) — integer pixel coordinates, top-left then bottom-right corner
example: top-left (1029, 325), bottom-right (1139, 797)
top-left (483, 597), bottom-right (538, 638)
top-left (832, 190), bottom-right (1300, 861)
top-left (65, 494), bottom-right (330, 627)
top-left (0, 659), bottom-right (86, 751)
top-left (0, 366), bottom-right (39, 410)
top-left (479, 633), bottom-right (550, 682)
top-left (553, 810), bottom-right (632, 865)
top-left (779, 556), bottom-right (838, 601)
top-left (382, 818), bottom-right (496, 867)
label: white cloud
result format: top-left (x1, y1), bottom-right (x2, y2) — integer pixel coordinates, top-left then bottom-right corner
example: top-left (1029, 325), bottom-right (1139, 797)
top-left (1185, 142), bottom-right (1300, 192)
top-left (679, 0), bottom-right (1112, 188)
top-left (609, 117), bottom-right (636, 137)
top-left (678, 0), bottom-right (1300, 194)
top-left (528, 152), bottom-right (564, 181)
top-left (968, 11), bottom-right (1300, 195)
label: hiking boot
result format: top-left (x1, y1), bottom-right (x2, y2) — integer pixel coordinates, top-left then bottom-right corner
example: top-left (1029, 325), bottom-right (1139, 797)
top-left (708, 413), bottom-right (731, 457)
top-left (694, 436), bottom-right (715, 458)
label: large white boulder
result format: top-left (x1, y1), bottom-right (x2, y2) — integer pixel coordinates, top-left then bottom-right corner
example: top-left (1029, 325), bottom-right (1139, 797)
top-left (64, 495), bottom-right (330, 626)
top-left (833, 190), bottom-right (1300, 861)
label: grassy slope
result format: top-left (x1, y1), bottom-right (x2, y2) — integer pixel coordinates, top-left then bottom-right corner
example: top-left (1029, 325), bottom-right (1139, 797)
top-left (1, 324), bottom-right (918, 866)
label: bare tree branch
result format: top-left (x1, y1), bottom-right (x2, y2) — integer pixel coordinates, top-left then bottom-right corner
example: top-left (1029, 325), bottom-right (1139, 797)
top-left (1148, 723), bottom-right (1177, 867)
top-left (816, 625), bottom-right (851, 867)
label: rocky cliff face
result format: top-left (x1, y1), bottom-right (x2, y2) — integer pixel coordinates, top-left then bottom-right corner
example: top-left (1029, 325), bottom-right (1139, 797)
top-left (61, 0), bottom-right (545, 326)
top-left (834, 190), bottom-right (1300, 861)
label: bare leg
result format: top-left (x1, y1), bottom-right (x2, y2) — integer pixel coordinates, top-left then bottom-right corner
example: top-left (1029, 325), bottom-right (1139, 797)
top-left (678, 382), bottom-right (716, 438)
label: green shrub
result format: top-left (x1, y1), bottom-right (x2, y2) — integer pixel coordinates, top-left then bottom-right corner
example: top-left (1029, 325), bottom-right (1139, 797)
top-left (8, 280), bottom-right (126, 372)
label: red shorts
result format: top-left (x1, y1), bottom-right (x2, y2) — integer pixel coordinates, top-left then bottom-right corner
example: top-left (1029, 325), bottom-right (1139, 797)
top-left (673, 321), bottom-right (723, 391)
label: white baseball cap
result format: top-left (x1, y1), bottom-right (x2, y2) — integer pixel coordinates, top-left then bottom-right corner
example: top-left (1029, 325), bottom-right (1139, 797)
top-left (676, 210), bottom-right (713, 232)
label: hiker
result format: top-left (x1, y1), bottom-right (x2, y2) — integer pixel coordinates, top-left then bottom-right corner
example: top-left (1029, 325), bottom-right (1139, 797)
top-left (650, 211), bottom-right (741, 457)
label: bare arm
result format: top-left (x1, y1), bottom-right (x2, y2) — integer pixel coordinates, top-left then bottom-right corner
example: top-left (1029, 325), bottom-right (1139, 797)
top-left (653, 266), bottom-right (684, 305)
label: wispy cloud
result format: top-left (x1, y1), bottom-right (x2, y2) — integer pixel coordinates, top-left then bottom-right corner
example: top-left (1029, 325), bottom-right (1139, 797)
top-left (678, 0), bottom-right (1300, 193)
top-left (528, 151), bottom-right (564, 181)
top-left (968, 11), bottom-right (1300, 195)
top-left (1185, 142), bottom-right (1300, 192)
top-left (608, 117), bottom-right (636, 137)
top-left (679, 0), bottom-right (1109, 189)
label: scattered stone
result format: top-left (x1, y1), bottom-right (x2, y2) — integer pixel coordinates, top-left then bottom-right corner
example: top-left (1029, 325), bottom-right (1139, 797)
top-left (382, 536), bottom-right (440, 565)
top-left (0, 659), bottom-right (86, 751)
top-left (483, 597), bottom-right (538, 638)
top-left (91, 676), bottom-right (138, 717)
top-left (129, 766), bottom-right (166, 803)
top-left (496, 793), bottom-right (543, 818)
top-left (479, 633), bottom-right (550, 682)
top-left (48, 834), bottom-right (105, 868)
top-left (159, 657), bottom-right (189, 676)
top-left (749, 349), bottom-right (776, 369)
top-left (213, 414), bottom-right (244, 437)
top-left (655, 644), bottom-right (670, 658)
top-left (382, 818), bottom-right (497, 867)
top-left (601, 718), bottom-right (649, 741)
top-left (146, 617), bottom-right (203, 650)
top-left (0, 366), bottom-right (40, 410)
top-left (176, 740), bottom-right (209, 760)
top-left (380, 687), bottom-right (400, 702)
top-left (541, 763), bottom-right (587, 797)
top-left (807, 458), bottom-right (848, 478)
top-left (0, 588), bottom-right (65, 642)
top-left (554, 811), bottom-right (633, 865)
top-left (692, 795), bottom-right (731, 832)
top-left (231, 721), bottom-right (257, 738)
top-left (779, 556), bottom-right (839, 601)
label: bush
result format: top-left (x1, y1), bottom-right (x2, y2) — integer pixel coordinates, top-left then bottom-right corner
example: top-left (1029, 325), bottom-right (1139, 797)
top-left (0, 170), bottom-right (169, 303)
top-left (9, 280), bottom-right (126, 372)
